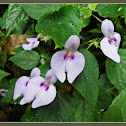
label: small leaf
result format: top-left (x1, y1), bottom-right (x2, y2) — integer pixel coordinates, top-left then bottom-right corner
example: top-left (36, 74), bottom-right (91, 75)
top-left (105, 49), bottom-right (126, 91)
top-left (0, 69), bottom-right (10, 80)
top-left (96, 4), bottom-right (126, 17)
top-left (22, 4), bottom-right (62, 20)
top-left (72, 49), bottom-right (99, 107)
top-left (36, 5), bottom-right (83, 48)
top-left (9, 50), bottom-right (40, 70)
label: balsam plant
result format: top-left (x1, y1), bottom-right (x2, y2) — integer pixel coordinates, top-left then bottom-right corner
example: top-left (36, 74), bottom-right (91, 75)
top-left (0, 4), bottom-right (126, 122)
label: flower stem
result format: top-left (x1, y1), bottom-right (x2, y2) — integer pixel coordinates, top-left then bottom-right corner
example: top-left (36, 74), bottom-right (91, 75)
top-left (92, 14), bottom-right (102, 23)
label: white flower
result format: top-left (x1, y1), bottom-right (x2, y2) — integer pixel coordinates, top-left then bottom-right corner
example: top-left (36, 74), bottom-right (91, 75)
top-left (13, 67), bottom-right (41, 100)
top-left (20, 69), bottom-right (57, 109)
top-left (51, 35), bottom-right (85, 84)
top-left (22, 38), bottom-right (40, 50)
top-left (100, 19), bottom-right (121, 63)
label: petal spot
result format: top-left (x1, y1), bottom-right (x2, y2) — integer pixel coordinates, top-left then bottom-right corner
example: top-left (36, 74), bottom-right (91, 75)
top-left (25, 81), bottom-right (29, 87)
top-left (40, 82), bottom-right (44, 87)
top-left (71, 54), bottom-right (75, 60)
top-left (45, 86), bottom-right (49, 91)
top-left (113, 37), bottom-right (117, 42)
top-left (64, 54), bottom-right (67, 60)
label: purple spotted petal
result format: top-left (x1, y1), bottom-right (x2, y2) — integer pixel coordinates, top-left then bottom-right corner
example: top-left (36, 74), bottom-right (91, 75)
top-left (101, 19), bottom-right (114, 36)
top-left (66, 52), bottom-right (85, 83)
top-left (51, 51), bottom-right (67, 83)
top-left (64, 35), bottom-right (80, 51)
top-left (22, 76), bottom-right (45, 104)
top-left (45, 69), bottom-right (57, 84)
top-left (113, 32), bottom-right (121, 49)
top-left (32, 85), bottom-right (56, 108)
top-left (13, 76), bottom-right (30, 100)
top-left (100, 37), bottom-right (120, 63)
top-left (30, 67), bottom-right (41, 78)
top-left (22, 38), bottom-right (40, 50)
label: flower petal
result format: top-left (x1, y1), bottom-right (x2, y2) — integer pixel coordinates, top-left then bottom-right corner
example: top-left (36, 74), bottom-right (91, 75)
top-left (113, 32), bottom-right (121, 49)
top-left (45, 69), bottom-right (57, 84)
top-left (20, 97), bottom-right (28, 105)
top-left (22, 43), bottom-right (32, 50)
top-left (13, 76), bottom-right (29, 100)
top-left (51, 51), bottom-right (66, 83)
top-left (32, 85), bottom-right (56, 109)
top-left (23, 76), bottom-right (45, 103)
top-left (66, 52), bottom-right (85, 83)
top-left (26, 38), bottom-right (38, 43)
top-left (101, 19), bottom-right (114, 36)
top-left (30, 67), bottom-right (41, 78)
top-left (100, 37), bottom-right (120, 63)
top-left (64, 35), bottom-right (80, 51)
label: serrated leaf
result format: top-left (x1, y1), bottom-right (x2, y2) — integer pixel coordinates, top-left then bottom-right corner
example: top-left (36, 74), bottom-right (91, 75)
top-left (22, 4), bottom-right (62, 20)
top-left (9, 50), bottom-right (40, 70)
top-left (36, 6), bottom-right (83, 48)
top-left (5, 4), bottom-right (29, 38)
top-left (102, 88), bottom-right (126, 122)
top-left (0, 69), bottom-right (10, 80)
top-left (96, 4), bottom-right (126, 17)
top-left (105, 49), bottom-right (126, 91)
top-left (72, 49), bottom-right (99, 107)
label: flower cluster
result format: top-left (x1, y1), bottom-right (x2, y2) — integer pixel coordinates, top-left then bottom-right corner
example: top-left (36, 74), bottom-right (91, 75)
top-left (13, 35), bottom-right (85, 108)
top-left (13, 19), bottom-right (122, 109)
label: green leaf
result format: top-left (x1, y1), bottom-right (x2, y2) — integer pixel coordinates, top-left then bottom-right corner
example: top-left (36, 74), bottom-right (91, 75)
top-left (0, 69), bottom-right (10, 80)
top-left (38, 58), bottom-right (50, 77)
top-left (72, 49), bottom-right (99, 107)
top-left (22, 4), bottom-right (62, 20)
top-left (96, 4), bottom-right (126, 17)
top-left (36, 5), bottom-right (83, 48)
top-left (102, 88), bottom-right (126, 122)
top-left (12, 46), bottom-right (24, 54)
top-left (105, 49), bottom-right (126, 91)
top-left (21, 91), bottom-right (74, 122)
top-left (2, 78), bottom-right (17, 103)
top-left (5, 4), bottom-right (29, 38)
top-left (9, 50), bottom-right (40, 70)
top-left (0, 79), bottom-right (10, 89)
top-left (72, 91), bottom-right (98, 122)
top-left (97, 74), bottom-right (113, 109)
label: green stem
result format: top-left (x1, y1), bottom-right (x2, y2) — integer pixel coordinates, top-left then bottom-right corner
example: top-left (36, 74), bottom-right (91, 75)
top-left (92, 14), bottom-right (102, 23)
top-left (106, 87), bottom-right (115, 92)
top-left (86, 43), bottom-right (93, 50)
top-left (80, 41), bottom-right (91, 47)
